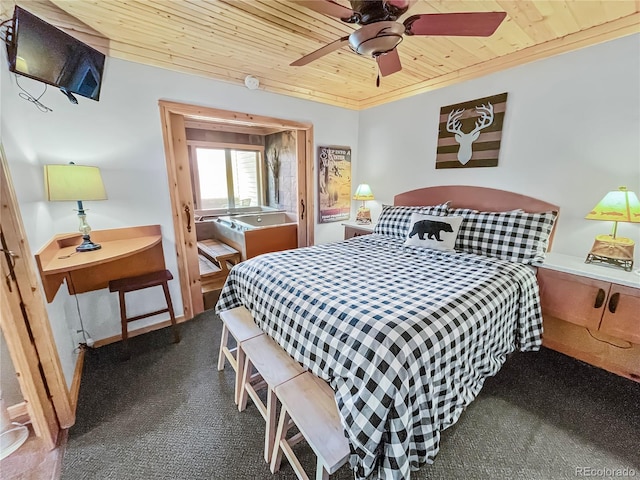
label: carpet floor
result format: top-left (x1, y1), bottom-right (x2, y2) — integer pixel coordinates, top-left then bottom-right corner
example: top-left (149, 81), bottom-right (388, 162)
top-left (61, 309), bottom-right (640, 480)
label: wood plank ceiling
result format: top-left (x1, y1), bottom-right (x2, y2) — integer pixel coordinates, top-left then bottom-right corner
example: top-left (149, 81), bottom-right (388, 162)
top-left (3, 1), bottom-right (639, 110)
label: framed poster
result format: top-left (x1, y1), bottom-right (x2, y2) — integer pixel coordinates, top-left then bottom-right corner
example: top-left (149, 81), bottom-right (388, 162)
top-left (318, 145), bottom-right (351, 223)
top-left (436, 92), bottom-right (508, 169)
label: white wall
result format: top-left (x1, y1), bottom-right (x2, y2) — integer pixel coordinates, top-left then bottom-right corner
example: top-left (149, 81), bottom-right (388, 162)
top-left (356, 34), bottom-right (640, 265)
top-left (1, 57), bottom-right (359, 387)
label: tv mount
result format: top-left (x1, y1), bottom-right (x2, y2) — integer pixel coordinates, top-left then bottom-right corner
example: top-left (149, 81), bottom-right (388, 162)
top-left (59, 87), bottom-right (78, 104)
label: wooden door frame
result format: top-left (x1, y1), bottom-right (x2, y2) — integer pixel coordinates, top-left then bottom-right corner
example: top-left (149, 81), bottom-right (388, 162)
top-left (158, 101), bottom-right (314, 320)
top-left (1, 145), bottom-right (75, 450)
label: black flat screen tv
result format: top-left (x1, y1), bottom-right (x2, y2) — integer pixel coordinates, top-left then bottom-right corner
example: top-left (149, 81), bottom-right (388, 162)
top-left (5, 6), bottom-right (105, 102)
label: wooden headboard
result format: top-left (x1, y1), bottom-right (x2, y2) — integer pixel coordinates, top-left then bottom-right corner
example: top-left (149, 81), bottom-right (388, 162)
top-left (395, 185), bottom-right (559, 213)
top-left (394, 185), bottom-right (560, 250)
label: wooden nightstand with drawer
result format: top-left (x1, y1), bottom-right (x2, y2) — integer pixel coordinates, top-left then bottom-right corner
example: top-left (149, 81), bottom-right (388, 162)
top-left (537, 252), bottom-right (640, 382)
top-left (343, 223), bottom-right (374, 240)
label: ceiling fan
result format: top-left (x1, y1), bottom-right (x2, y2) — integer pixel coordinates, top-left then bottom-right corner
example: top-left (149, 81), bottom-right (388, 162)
top-left (290, 0), bottom-right (507, 79)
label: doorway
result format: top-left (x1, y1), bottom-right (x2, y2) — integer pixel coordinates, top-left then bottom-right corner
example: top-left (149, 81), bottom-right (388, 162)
top-left (158, 101), bottom-right (314, 319)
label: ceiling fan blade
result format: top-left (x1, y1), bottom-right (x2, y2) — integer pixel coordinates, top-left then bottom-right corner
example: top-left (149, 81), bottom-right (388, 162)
top-left (376, 48), bottom-right (402, 77)
top-left (404, 12), bottom-right (507, 37)
top-left (291, 36), bottom-right (351, 67)
top-left (293, 0), bottom-right (354, 19)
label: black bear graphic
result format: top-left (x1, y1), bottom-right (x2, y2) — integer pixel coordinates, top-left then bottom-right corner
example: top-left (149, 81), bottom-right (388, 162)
top-left (408, 220), bottom-right (453, 241)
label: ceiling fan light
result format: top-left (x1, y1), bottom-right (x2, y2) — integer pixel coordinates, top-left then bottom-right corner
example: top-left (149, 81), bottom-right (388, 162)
top-left (352, 35), bottom-right (403, 56)
top-left (349, 21), bottom-right (406, 56)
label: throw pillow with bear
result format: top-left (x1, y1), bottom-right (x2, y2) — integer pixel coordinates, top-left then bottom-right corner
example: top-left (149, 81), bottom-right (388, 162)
top-left (404, 213), bottom-right (463, 252)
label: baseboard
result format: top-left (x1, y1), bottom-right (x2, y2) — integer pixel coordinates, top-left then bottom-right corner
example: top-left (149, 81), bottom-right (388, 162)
top-left (93, 315), bottom-right (187, 348)
top-left (8, 401), bottom-right (29, 423)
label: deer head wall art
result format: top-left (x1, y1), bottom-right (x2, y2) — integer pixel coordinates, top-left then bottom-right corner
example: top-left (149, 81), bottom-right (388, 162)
top-left (436, 92), bottom-right (508, 169)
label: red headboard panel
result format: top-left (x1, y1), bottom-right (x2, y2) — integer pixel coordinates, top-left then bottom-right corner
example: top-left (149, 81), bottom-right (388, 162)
top-left (394, 185), bottom-right (559, 213)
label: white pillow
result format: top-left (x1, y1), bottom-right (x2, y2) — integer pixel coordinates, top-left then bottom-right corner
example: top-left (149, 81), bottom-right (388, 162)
top-left (404, 213), bottom-right (463, 252)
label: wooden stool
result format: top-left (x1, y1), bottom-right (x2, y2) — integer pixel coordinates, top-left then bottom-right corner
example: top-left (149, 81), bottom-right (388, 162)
top-left (271, 372), bottom-right (350, 480)
top-left (238, 334), bottom-right (305, 464)
top-left (108, 270), bottom-right (180, 353)
top-left (217, 307), bottom-right (264, 404)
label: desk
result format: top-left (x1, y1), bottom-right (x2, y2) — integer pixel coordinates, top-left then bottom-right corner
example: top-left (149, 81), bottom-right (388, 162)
top-left (35, 225), bottom-right (166, 303)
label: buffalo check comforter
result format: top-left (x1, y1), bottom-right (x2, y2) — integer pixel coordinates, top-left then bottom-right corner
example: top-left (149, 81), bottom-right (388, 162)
top-left (215, 234), bottom-right (544, 480)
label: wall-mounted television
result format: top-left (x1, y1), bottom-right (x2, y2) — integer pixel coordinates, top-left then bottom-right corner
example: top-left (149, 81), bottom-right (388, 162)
top-left (4, 6), bottom-right (105, 102)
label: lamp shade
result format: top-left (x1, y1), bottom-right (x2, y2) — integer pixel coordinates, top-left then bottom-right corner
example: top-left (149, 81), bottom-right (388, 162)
top-left (585, 186), bottom-right (640, 223)
top-left (353, 184), bottom-right (374, 201)
top-left (44, 164), bottom-right (107, 201)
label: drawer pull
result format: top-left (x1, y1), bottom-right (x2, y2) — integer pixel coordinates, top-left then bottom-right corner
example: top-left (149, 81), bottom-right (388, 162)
top-left (608, 292), bottom-right (620, 313)
top-left (593, 288), bottom-right (606, 309)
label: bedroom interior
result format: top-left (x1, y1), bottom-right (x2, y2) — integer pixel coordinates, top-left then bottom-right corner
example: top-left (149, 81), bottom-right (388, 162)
top-left (0, 0), bottom-right (638, 479)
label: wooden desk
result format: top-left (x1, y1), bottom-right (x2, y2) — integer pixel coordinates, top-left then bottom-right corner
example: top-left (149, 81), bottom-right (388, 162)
top-left (35, 225), bottom-right (166, 303)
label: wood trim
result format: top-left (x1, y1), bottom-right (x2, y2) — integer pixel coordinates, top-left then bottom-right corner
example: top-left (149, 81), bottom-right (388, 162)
top-left (92, 315), bottom-right (187, 348)
top-left (186, 140), bottom-right (266, 152)
top-left (159, 107), bottom-right (203, 320)
top-left (295, 130), bottom-right (308, 247)
top-left (1, 146), bottom-right (63, 448)
top-left (184, 119), bottom-right (284, 136)
top-left (8, 401), bottom-right (29, 423)
top-left (304, 129), bottom-right (315, 244)
top-left (159, 101), bottom-right (313, 130)
top-left (70, 347), bottom-right (85, 412)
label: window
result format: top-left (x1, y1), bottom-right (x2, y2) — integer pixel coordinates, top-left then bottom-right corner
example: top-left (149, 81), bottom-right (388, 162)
top-left (190, 146), bottom-right (264, 214)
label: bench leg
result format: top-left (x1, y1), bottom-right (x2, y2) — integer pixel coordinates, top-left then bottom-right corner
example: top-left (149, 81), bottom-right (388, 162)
top-left (217, 323), bottom-right (229, 371)
top-left (264, 388), bottom-right (277, 463)
top-left (161, 280), bottom-right (180, 343)
top-left (316, 459), bottom-right (329, 480)
top-left (270, 407), bottom-right (290, 474)
top-left (237, 354), bottom-right (250, 410)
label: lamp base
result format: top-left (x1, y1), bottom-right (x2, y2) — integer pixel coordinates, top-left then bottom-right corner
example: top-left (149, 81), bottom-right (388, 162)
top-left (356, 207), bottom-right (372, 224)
top-left (76, 234), bottom-right (101, 252)
top-left (585, 234), bottom-right (634, 272)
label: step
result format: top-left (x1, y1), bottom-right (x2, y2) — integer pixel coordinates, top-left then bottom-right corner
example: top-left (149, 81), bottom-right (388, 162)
top-left (199, 254), bottom-right (222, 277)
top-left (198, 239), bottom-right (240, 268)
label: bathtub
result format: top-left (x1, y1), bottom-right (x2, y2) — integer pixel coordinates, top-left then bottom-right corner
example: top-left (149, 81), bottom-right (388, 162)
top-left (196, 211), bottom-right (298, 260)
top-left (217, 211), bottom-right (294, 230)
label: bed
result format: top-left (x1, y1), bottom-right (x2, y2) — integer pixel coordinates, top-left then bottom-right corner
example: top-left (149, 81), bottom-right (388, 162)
top-left (216, 185), bottom-right (559, 480)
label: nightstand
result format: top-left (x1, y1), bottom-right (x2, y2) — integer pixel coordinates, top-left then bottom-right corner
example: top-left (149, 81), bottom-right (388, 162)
top-left (537, 252), bottom-right (640, 382)
top-left (343, 222), bottom-right (374, 240)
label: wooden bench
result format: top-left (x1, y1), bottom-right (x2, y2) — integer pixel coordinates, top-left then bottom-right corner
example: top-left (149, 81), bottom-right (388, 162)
top-left (217, 307), bottom-right (264, 404)
top-left (271, 372), bottom-right (351, 480)
top-left (238, 334), bottom-right (305, 464)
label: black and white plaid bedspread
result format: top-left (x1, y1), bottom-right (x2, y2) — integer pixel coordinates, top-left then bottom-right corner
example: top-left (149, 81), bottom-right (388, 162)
top-left (216, 234), bottom-right (543, 480)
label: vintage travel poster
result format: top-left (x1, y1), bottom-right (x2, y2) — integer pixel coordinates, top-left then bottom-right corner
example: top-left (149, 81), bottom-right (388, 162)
top-left (318, 146), bottom-right (351, 223)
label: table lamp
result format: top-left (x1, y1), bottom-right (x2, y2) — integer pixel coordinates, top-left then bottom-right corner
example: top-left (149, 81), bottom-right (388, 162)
top-left (353, 183), bottom-right (374, 224)
top-left (44, 163), bottom-right (107, 252)
top-left (585, 186), bottom-right (640, 272)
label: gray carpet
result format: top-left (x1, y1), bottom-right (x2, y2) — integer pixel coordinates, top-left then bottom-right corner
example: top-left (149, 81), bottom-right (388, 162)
top-left (61, 309), bottom-right (640, 480)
